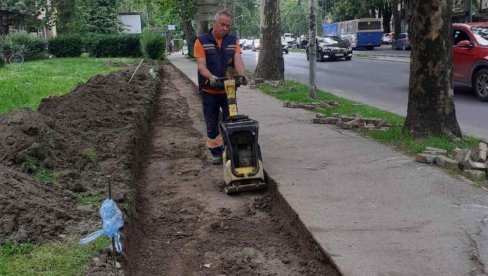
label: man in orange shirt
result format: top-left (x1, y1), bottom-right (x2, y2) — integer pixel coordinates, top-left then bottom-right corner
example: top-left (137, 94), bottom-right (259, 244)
top-left (194, 9), bottom-right (247, 165)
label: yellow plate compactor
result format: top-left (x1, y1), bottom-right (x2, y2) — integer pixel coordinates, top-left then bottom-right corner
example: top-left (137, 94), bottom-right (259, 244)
top-left (219, 76), bottom-right (266, 194)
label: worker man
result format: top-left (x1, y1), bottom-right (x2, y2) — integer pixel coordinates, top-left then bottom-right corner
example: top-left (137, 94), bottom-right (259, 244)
top-left (194, 9), bottom-right (247, 165)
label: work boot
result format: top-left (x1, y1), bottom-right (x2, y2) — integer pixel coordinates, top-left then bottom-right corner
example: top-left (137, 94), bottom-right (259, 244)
top-left (211, 155), bottom-right (223, 165)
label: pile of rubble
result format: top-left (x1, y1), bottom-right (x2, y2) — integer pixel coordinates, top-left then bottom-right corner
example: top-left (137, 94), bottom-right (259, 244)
top-left (416, 143), bottom-right (488, 182)
top-left (312, 113), bottom-right (390, 131)
top-left (284, 101), bottom-right (339, 111)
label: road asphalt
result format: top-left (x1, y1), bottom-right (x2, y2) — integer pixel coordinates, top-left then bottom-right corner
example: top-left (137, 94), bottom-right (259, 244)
top-left (168, 53), bottom-right (488, 276)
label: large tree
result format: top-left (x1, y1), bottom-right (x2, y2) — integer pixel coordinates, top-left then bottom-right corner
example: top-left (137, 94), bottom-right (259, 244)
top-left (281, 0), bottom-right (307, 36)
top-left (156, 0), bottom-right (196, 57)
top-left (235, 0), bottom-right (260, 38)
top-left (87, 0), bottom-right (122, 34)
top-left (52, 0), bottom-right (122, 34)
top-left (391, 0), bottom-right (401, 35)
top-left (1, 0), bottom-right (52, 31)
top-left (403, 0), bottom-right (461, 138)
top-left (254, 0), bottom-right (284, 80)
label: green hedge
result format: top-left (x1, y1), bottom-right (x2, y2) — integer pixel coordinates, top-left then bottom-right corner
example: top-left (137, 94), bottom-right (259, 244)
top-left (140, 29), bottom-right (165, 60)
top-left (0, 33), bottom-right (47, 61)
top-left (86, 34), bottom-right (142, 57)
top-left (0, 54), bottom-right (5, 68)
top-left (48, 35), bottom-right (83, 57)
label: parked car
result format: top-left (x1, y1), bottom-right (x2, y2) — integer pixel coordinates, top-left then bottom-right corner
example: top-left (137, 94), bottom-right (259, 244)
top-left (239, 38), bottom-right (248, 48)
top-left (392, 33), bottom-right (410, 50)
top-left (306, 36), bottom-right (353, 61)
top-left (298, 39), bottom-right (308, 49)
top-left (453, 22), bottom-right (488, 101)
top-left (242, 39), bottom-right (253, 50)
top-left (283, 33), bottom-right (297, 48)
top-left (382, 32), bottom-right (394, 44)
top-left (251, 39), bottom-right (260, 52)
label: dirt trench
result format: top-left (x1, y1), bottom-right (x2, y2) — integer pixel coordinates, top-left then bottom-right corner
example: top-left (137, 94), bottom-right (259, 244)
top-left (123, 64), bottom-right (340, 275)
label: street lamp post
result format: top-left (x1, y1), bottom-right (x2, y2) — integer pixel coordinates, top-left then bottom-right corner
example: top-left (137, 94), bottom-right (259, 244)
top-left (234, 14), bottom-right (243, 38)
top-left (309, 0), bottom-right (316, 99)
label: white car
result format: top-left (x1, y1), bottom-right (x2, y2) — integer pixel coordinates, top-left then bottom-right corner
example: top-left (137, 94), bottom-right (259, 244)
top-left (239, 38), bottom-right (248, 47)
top-left (243, 40), bottom-right (253, 50)
top-left (382, 32), bottom-right (394, 44)
top-left (252, 39), bottom-right (260, 51)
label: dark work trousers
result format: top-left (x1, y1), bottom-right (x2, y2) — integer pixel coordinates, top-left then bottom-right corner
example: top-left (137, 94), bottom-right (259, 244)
top-left (200, 91), bottom-right (229, 157)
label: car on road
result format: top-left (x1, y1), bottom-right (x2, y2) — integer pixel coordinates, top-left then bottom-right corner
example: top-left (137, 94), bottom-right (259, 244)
top-left (282, 39), bottom-right (289, 54)
top-left (283, 33), bottom-right (297, 48)
top-left (239, 38), bottom-right (248, 48)
top-left (242, 39), bottom-right (252, 50)
top-left (298, 39), bottom-right (308, 49)
top-left (453, 22), bottom-right (488, 101)
top-left (306, 36), bottom-right (353, 61)
top-left (251, 39), bottom-right (260, 52)
top-left (392, 33), bottom-right (410, 50)
top-left (382, 32), bottom-right (394, 44)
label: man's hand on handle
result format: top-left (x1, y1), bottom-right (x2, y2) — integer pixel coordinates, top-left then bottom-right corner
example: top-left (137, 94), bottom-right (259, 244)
top-left (237, 75), bottom-right (248, 86)
top-left (208, 75), bottom-right (219, 87)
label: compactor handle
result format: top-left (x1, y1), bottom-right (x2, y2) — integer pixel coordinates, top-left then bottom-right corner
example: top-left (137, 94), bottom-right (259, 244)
top-left (209, 76), bottom-right (247, 89)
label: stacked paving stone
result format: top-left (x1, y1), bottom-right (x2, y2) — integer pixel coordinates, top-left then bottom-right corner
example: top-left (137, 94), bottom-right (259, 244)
top-left (249, 78), bottom-right (265, 89)
top-left (284, 101), bottom-right (340, 111)
top-left (312, 113), bottom-right (390, 131)
top-left (416, 143), bottom-right (488, 182)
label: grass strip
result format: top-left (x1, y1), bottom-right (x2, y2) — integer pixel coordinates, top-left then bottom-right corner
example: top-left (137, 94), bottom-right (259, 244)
top-left (260, 80), bottom-right (480, 154)
top-left (0, 57), bottom-right (137, 115)
top-left (0, 236), bottom-right (110, 275)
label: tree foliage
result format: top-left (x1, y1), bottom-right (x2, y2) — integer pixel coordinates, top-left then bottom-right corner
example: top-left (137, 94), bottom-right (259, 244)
top-left (235, 0), bottom-right (260, 38)
top-left (280, 0), bottom-right (308, 36)
top-left (86, 0), bottom-right (122, 34)
top-left (0, 0), bottom-right (52, 31)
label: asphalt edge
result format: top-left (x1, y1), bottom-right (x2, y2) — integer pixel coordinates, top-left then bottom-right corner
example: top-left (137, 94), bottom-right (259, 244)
top-left (266, 173), bottom-right (343, 275)
top-left (169, 59), bottom-right (344, 275)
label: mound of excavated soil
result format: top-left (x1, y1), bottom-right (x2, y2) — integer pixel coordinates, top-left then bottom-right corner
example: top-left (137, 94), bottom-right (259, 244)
top-left (0, 61), bottom-right (161, 243)
top-left (0, 165), bottom-right (87, 243)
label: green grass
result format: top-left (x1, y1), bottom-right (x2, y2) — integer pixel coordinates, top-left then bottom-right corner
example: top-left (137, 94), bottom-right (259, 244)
top-left (261, 80), bottom-right (480, 155)
top-left (355, 53), bottom-right (371, 58)
top-left (289, 48), bottom-right (305, 53)
top-left (37, 169), bottom-right (55, 182)
top-left (76, 189), bottom-right (106, 209)
top-left (82, 148), bottom-right (98, 163)
top-left (0, 56), bottom-right (138, 115)
top-left (0, 236), bottom-right (110, 275)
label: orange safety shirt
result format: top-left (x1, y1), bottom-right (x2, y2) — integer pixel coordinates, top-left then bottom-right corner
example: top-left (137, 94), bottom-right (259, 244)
top-left (194, 38), bottom-right (242, 94)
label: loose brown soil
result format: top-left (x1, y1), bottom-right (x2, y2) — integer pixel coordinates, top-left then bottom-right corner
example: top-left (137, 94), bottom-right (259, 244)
top-left (124, 64), bottom-right (339, 275)
top-left (0, 62), bottom-right (159, 243)
top-left (0, 60), bottom-right (339, 275)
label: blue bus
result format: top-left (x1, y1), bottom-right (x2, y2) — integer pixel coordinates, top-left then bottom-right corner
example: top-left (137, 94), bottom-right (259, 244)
top-left (323, 18), bottom-right (383, 50)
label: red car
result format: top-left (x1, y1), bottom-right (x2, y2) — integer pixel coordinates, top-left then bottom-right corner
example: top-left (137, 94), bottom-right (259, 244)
top-left (453, 22), bottom-right (488, 101)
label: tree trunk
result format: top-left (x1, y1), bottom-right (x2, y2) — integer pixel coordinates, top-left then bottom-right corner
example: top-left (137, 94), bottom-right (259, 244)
top-left (254, 0), bottom-right (284, 80)
top-left (392, 0), bottom-right (401, 36)
top-left (198, 21), bottom-right (209, 35)
top-left (403, 0), bottom-right (462, 139)
top-left (181, 18), bottom-right (196, 57)
top-left (382, 2), bottom-right (392, 33)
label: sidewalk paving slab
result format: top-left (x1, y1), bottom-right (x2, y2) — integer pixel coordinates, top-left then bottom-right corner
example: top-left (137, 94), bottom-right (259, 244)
top-left (168, 54), bottom-right (488, 276)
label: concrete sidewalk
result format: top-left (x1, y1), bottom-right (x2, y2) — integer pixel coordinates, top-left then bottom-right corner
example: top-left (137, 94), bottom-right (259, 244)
top-left (168, 54), bottom-right (488, 276)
